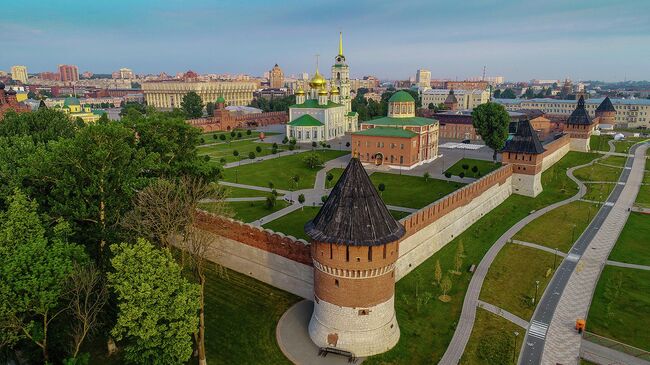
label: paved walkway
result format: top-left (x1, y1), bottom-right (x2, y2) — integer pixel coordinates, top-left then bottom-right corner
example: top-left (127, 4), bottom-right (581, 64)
top-left (250, 203), bottom-right (302, 227)
top-left (477, 300), bottom-right (529, 329)
top-left (527, 143), bottom-right (647, 365)
top-left (223, 149), bottom-right (308, 169)
top-left (386, 205), bottom-right (418, 213)
top-left (276, 300), bottom-right (364, 365)
top-left (605, 260), bottom-right (650, 271)
top-left (511, 239), bottom-right (567, 257)
top-left (439, 155), bottom-right (597, 364)
top-left (224, 197), bottom-right (266, 202)
top-left (218, 181), bottom-right (291, 195)
top-left (581, 338), bottom-right (650, 365)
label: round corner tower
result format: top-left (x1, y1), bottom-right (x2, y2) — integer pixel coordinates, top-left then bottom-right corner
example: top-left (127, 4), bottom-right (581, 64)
top-left (304, 157), bottom-right (405, 357)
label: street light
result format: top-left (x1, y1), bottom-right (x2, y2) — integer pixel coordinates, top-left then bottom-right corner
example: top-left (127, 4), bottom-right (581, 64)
top-left (513, 331), bottom-right (520, 363)
top-left (533, 280), bottom-right (540, 305)
top-left (571, 224), bottom-right (577, 245)
top-left (553, 247), bottom-right (559, 270)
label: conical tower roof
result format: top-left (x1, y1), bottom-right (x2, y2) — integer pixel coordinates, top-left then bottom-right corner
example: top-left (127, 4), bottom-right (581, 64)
top-left (305, 157), bottom-right (405, 246)
top-left (444, 89), bottom-right (458, 104)
top-left (502, 119), bottom-right (545, 154)
top-left (596, 96), bottom-right (615, 113)
top-left (567, 96), bottom-right (592, 125)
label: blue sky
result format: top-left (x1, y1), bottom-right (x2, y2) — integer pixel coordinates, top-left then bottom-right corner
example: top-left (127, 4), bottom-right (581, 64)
top-left (1, 0), bottom-right (649, 81)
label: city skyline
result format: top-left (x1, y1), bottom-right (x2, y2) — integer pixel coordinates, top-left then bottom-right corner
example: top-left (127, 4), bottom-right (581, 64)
top-left (1, 0), bottom-right (649, 81)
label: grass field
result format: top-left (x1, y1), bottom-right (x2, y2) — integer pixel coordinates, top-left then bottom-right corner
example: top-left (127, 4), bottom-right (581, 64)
top-left (224, 185), bottom-right (282, 198)
top-left (198, 139), bottom-right (285, 164)
top-left (583, 183), bottom-right (616, 202)
top-left (461, 308), bottom-right (524, 365)
top-left (480, 243), bottom-right (558, 320)
top-left (221, 150), bottom-right (348, 190)
top-left (590, 135), bottom-right (613, 152)
top-left (573, 162), bottom-right (623, 182)
top-left (325, 167), bottom-right (345, 188)
top-left (608, 212), bottom-right (650, 266)
top-left (588, 266), bottom-right (650, 352)
top-left (513, 200), bottom-right (599, 252)
top-left (445, 158), bottom-right (501, 178)
top-left (203, 264), bottom-right (298, 364)
top-left (199, 200), bottom-right (290, 223)
top-left (636, 183), bottom-right (650, 208)
top-left (590, 134), bottom-right (647, 153)
top-left (369, 172), bottom-right (464, 209)
top-left (201, 129), bottom-right (275, 141)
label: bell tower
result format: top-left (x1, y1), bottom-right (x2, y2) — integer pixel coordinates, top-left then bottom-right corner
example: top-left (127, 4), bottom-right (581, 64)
top-left (332, 32), bottom-right (355, 128)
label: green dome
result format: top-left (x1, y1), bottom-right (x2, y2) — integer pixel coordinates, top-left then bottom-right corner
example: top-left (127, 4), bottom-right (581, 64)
top-left (63, 97), bottom-right (81, 107)
top-left (216, 96), bottom-right (226, 104)
top-left (388, 90), bottom-right (415, 103)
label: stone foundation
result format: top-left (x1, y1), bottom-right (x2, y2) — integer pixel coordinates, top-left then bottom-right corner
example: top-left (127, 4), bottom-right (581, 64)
top-left (308, 295), bottom-right (399, 357)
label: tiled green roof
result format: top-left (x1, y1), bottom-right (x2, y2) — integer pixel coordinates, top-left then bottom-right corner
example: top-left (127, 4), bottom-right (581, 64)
top-left (288, 114), bottom-right (324, 127)
top-left (363, 116), bottom-right (437, 127)
top-left (290, 99), bottom-right (343, 109)
top-left (346, 111), bottom-right (358, 116)
top-left (388, 90), bottom-right (415, 103)
top-left (354, 127), bottom-right (417, 138)
top-left (216, 96), bottom-right (226, 103)
top-left (63, 97), bottom-right (81, 106)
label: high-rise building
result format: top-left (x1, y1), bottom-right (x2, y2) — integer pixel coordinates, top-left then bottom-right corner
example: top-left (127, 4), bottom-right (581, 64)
top-left (58, 64), bottom-right (79, 82)
top-left (11, 65), bottom-right (28, 84)
top-left (114, 68), bottom-right (134, 80)
top-left (269, 64), bottom-right (284, 88)
top-left (415, 69), bottom-right (431, 87)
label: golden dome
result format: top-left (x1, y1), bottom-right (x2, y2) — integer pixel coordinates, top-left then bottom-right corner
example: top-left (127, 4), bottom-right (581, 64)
top-left (318, 88), bottom-right (328, 95)
top-left (330, 87), bottom-right (340, 95)
top-left (295, 87), bottom-right (305, 95)
top-left (309, 70), bottom-right (327, 89)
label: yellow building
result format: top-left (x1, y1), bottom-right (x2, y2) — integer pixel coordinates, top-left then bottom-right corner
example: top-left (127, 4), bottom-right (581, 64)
top-left (421, 89), bottom-right (490, 110)
top-left (11, 65), bottom-right (28, 84)
top-left (142, 80), bottom-right (257, 109)
top-left (60, 97), bottom-right (102, 123)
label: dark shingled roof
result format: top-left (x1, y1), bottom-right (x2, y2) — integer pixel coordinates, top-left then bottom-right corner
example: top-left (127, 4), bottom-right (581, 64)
top-left (566, 96), bottom-right (592, 125)
top-left (596, 96), bottom-right (615, 113)
top-left (305, 158), bottom-right (405, 246)
top-left (517, 109), bottom-right (546, 119)
top-left (502, 119), bottom-right (545, 154)
top-left (444, 89), bottom-right (458, 104)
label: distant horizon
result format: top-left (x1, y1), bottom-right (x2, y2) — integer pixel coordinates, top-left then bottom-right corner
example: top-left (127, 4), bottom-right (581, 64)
top-left (2, 0), bottom-right (649, 82)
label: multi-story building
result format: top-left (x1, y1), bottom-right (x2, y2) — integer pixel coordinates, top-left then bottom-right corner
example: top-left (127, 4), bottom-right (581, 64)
top-left (269, 64), bottom-right (284, 88)
top-left (421, 89), bottom-right (490, 110)
top-left (113, 68), bottom-right (134, 79)
top-left (38, 72), bottom-right (60, 81)
top-left (467, 76), bottom-right (504, 85)
top-left (445, 80), bottom-right (488, 91)
top-left (11, 65), bottom-right (28, 84)
top-left (58, 64), bottom-right (79, 82)
top-left (0, 81), bottom-right (31, 119)
top-left (142, 80), bottom-right (257, 109)
top-left (495, 97), bottom-right (650, 128)
top-left (416, 69), bottom-right (431, 87)
top-left (352, 91), bottom-right (439, 169)
top-left (350, 77), bottom-right (379, 91)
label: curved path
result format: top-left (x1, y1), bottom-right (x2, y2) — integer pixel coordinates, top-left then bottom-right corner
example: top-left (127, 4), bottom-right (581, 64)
top-left (439, 148), bottom-right (614, 365)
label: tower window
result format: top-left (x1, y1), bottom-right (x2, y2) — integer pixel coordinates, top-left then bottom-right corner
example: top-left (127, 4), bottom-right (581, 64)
top-left (358, 309), bottom-right (369, 315)
top-left (335, 279), bottom-right (339, 287)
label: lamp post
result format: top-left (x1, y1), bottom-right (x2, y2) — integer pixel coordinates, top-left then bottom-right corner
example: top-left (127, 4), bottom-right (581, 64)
top-left (513, 331), bottom-right (520, 363)
top-left (533, 280), bottom-right (540, 305)
top-left (553, 247), bottom-right (559, 270)
top-left (571, 224), bottom-right (577, 245)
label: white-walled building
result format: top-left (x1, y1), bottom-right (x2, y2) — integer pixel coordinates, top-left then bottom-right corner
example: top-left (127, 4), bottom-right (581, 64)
top-left (421, 88), bottom-right (490, 110)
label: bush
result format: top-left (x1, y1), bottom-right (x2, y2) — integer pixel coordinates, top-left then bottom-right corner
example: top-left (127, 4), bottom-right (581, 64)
top-left (321, 195), bottom-right (328, 203)
top-left (271, 147), bottom-right (278, 154)
top-left (288, 144), bottom-right (295, 151)
top-left (312, 141), bottom-right (317, 148)
top-left (272, 142), bottom-right (278, 149)
top-left (248, 152), bottom-right (256, 159)
top-left (444, 172), bottom-right (452, 179)
top-left (237, 132), bottom-right (242, 138)
top-left (282, 137), bottom-right (288, 144)
top-left (219, 134), bottom-right (226, 141)
top-left (219, 158), bottom-right (226, 164)
top-left (203, 155), bottom-right (210, 162)
top-left (200, 137), bottom-right (205, 144)
top-left (212, 134), bottom-right (218, 139)
top-left (265, 194), bottom-right (276, 209)
top-left (459, 172), bottom-right (465, 178)
top-left (246, 129), bottom-right (252, 135)
top-left (230, 131), bottom-right (236, 137)
top-left (472, 165), bottom-right (479, 173)
top-left (255, 146), bottom-right (262, 153)
top-left (462, 164), bottom-right (469, 170)
top-left (303, 152), bottom-right (325, 169)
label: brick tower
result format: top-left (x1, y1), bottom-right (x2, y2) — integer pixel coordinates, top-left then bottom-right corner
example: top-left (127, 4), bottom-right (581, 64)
top-left (566, 96), bottom-right (595, 152)
top-left (305, 156), bottom-right (406, 357)
top-left (595, 96), bottom-right (616, 126)
top-left (501, 119), bottom-right (546, 197)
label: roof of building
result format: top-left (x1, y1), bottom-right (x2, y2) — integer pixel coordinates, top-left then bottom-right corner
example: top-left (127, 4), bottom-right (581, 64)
top-left (290, 99), bottom-right (343, 109)
top-left (305, 157), bottom-right (405, 246)
top-left (388, 90), bottom-right (415, 103)
top-left (363, 115), bottom-right (437, 127)
top-left (502, 119), bottom-right (545, 154)
top-left (0, 81), bottom-right (5, 90)
top-left (596, 96), bottom-right (615, 113)
top-left (353, 127), bottom-right (418, 138)
top-left (63, 96), bottom-right (80, 106)
top-left (422, 88), bottom-right (486, 95)
top-left (346, 111), bottom-right (358, 117)
top-left (288, 114), bottom-right (324, 127)
top-left (566, 96), bottom-right (592, 125)
top-left (216, 96), bottom-right (226, 103)
top-left (495, 97), bottom-right (650, 106)
top-left (444, 90), bottom-right (458, 104)
top-left (516, 109), bottom-right (546, 119)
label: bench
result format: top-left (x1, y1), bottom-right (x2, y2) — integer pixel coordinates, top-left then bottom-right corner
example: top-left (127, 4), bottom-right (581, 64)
top-left (318, 347), bottom-right (358, 363)
top-left (468, 264), bottom-right (476, 273)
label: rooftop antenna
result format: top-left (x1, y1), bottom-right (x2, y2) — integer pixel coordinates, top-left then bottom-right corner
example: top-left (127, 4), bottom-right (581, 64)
top-left (315, 54), bottom-right (320, 72)
top-left (482, 65), bottom-right (486, 81)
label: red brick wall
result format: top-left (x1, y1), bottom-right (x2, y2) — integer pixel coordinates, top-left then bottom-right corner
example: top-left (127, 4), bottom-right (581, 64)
top-left (352, 133), bottom-right (418, 167)
top-left (194, 210), bottom-right (312, 266)
top-left (542, 134), bottom-right (570, 158)
top-left (187, 111), bottom-right (288, 132)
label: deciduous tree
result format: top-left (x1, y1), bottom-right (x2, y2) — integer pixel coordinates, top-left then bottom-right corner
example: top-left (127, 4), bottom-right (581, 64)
top-left (471, 102), bottom-right (510, 161)
top-left (181, 91), bottom-right (204, 118)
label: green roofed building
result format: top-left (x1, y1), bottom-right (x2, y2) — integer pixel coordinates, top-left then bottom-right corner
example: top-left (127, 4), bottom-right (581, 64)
top-left (351, 90), bottom-right (439, 169)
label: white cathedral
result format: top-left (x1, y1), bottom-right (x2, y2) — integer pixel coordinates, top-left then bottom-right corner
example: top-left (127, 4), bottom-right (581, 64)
top-left (286, 33), bottom-right (359, 143)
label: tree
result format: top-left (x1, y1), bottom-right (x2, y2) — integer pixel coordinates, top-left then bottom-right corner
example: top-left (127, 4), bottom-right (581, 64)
top-left (66, 263), bottom-right (108, 360)
top-left (378, 183), bottom-right (386, 196)
top-left (205, 102), bottom-right (215, 117)
top-left (282, 136), bottom-right (288, 144)
top-left (462, 164), bottom-right (469, 171)
top-left (303, 152), bottom-right (324, 169)
top-left (493, 89), bottom-right (502, 98)
top-left (423, 172), bottom-right (431, 182)
top-left (428, 102), bottom-right (435, 110)
top-left (312, 141), bottom-right (317, 149)
top-left (345, 142), bottom-right (350, 148)
top-left (500, 88), bottom-right (517, 99)
top-left (298, 194), bottom-right (305, 209)
top-left (471, 102), bottom-right (511, 161)
top-left (248, 151), bottom-right (256, 160)
top-left (439, 275), bottom-right (452, 302)
top-left (434, 259), bottom-right (442, 287)
top-left (0, 108), bottom-right (77, 144)
top-left (459, 172), bottom-right (465, 179)
top-left (453, 241), bottom-right (464, 275)
top-left (471, 165), bottom-right (479, 174)
top-left (233, 150), bottom-right (239, 159)
top-left (444, 171), bottom-right (452, 179)
top-left (246, 129), bottom-right (252, 136)
top-left (0, 190), bottom-right (86, 361)
top-left (326, 172), bottom-right (334, 188)
top-left (181, 91), bottom-right (204, 118)
top-left (255, 146), bottom-right (262, 153)
top-left (108, 239), bottom-right (200, 364)
top-left (230, 131), bottom-right (236, 138)
top-left (237, 132), bottom-right (242, 138)
top-left (265, 194), bottom-right (276, 209)
top-left (219, 134), bottom-right (226, 141)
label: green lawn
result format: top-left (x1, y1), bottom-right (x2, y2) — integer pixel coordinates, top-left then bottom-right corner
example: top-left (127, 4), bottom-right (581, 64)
top-left (608, 212), bottom-right (650, 266)
top-left (613, 138), bottom-right (648, 154)
top-left (199, 200), bottom-right (289, 223)
top-left (224, 185), bottom-right (281, 198)
top-left (325, 167), bottom-right (345, 189)
top-left (198, 139), bottom-right (285, 164)
top-left (574, 162), bottom-right (623, 182)
top-left (588, 266), bottom-right (650, 352)
top-left (513, 200), bottom-right (599, 252)
top-left (370, 172), bottom-right (464, 209)
top-left (480, 244), bottom-right (558, 320)
top-left (636, 183), bottom-right (650, 208)
top-left (461, 308), bottom-right (524, 365)
top-left (590, 135), bottom-right (613, 152)
top-left (445, 158), bottom-right (501, 178)
top-left (201, 129), bottom-right (275, 141)
top-left (204, 264), bottom-right (298, 364)
top-left (365, 151), bottom-right (599, 364)
top-left (600, 155), bottom-right (628, 167)
top-left (221, 150), bottom-right (348, 190)
top-left (583, 183), bottom-right (616, 202)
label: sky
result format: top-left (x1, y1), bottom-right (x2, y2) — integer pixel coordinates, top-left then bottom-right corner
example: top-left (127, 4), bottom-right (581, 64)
top-left (1, 0), bottom-right (649, 82)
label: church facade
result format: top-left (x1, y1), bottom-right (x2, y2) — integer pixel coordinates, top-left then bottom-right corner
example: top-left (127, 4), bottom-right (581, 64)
top-left (286, 33), bottom-right (359, 143)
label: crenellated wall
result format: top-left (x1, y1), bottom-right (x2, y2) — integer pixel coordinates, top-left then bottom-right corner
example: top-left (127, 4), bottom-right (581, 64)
top-left (541, 134), bottom-right (571, 172)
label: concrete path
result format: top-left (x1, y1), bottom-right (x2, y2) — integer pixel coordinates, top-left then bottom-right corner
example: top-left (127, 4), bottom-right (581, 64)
top-left (605, 260), bottom-right (650, 271)
top-left (276, 300), bottom-right (364, 365)
top-left (386, 205), bottom-right (418, 213)
top-left (250, 203), bottom-right (302, 226)
top-left (438, 156), bottom-right (597, 364)
top-left (581, 338), bottom-right (650, 365)
top-left (224, 197), bottom-right (266, 202)
top-left (477, 300), bottom-right (529, 329)
top-left (218, 181), bottom-right (291, 196)
top-left (522, 143), bottom-right (647, 365)
top-left (223, 149), bottom-right (308, 169)
top-left (511, 239), bottom-right (568, 257)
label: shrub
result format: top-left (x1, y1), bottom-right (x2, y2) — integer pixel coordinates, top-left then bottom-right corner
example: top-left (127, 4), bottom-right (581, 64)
top-left (255, 146), bottom-right (262, 153)
top-left (248, 152), bottom-right (256, 159)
